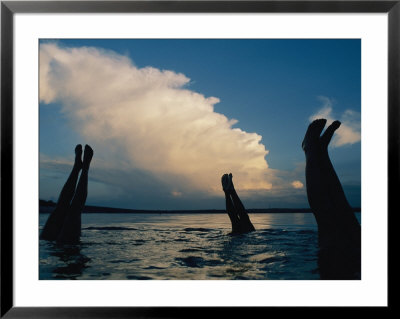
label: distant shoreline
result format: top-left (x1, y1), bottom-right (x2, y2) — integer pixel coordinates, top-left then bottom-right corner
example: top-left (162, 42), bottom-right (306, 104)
top-left (39, 199), bottom-right (361, 214)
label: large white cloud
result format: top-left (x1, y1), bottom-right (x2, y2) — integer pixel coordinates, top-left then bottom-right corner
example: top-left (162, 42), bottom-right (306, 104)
top-left (309, 96), bottom-right (361, 147)
top-left (40, 43), bottom-right (274, 197)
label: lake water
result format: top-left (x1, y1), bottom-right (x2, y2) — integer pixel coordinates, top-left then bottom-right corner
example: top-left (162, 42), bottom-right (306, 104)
top-left (39, 212), bottom-right (360, 280)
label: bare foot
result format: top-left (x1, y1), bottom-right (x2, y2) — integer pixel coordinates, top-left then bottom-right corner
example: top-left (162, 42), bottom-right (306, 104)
top-left (321, 120), bottom-right (341, 148)
top-left (302, 119), bottom-right (327, 153)
top-left (74, 144), bottom-right (83, 169)
top-left (227, 173), bottom-right (234, 191)
top-left (221, 173), bottom-right (229, 192)
top-left (82, 144), bottom-right (93, 170)
top-left (302, 119), bottom-right (341, 153)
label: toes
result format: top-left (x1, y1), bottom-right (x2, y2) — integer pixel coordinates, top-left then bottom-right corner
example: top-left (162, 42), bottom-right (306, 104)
top-left (227, 173), bottom-right (234, 190)
top-left (83, 145), bottom-right (93, 166)
top-left (304, 119), bottom-right (327, 141)
top-left (321, 120), bottom-right (341, 147)
top-left (309, 119), bottom-right (327, 136)
top-left (302, 119), bottom-right (327, 151)
top-left (84, 145), bottom-right (93, 157)
top-left (331, 120), bottom-right (341, 130)
top-left (221, 174), bottom-right (229, 190)
top-left (84, 144), bottom-right (93, 153)
top-left (74, 145), bottom-right (83, 168)
top-left (75, 144), bottom-right (82, 154)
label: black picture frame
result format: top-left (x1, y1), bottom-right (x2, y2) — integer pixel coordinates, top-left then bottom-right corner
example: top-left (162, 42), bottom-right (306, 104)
top-left (1, 0), bottom-right (395, 317)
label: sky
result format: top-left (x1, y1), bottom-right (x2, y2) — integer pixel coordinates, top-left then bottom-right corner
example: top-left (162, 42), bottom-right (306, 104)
top-left (39, 39), bottom-right (361, 210)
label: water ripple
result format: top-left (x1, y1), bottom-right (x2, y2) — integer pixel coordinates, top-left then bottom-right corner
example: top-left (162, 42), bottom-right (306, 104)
top-left (39, 213), bottom-right (324, 280)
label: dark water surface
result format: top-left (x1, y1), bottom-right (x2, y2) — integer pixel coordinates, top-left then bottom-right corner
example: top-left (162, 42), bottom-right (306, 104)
top-left (39, 212), bottom-right (360, 280)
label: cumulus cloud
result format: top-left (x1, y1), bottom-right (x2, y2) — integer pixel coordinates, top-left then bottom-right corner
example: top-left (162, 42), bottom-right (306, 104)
top-left (40, 43), bottom-right (274, 197)
top-left (291, 180), bottom-right (304, 189)
top-left (309, 97), bottom-right (361, 147)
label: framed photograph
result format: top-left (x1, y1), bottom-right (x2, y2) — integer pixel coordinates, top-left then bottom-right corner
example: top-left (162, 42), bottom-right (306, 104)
top-left (1, 0), bottom-right (395, 316)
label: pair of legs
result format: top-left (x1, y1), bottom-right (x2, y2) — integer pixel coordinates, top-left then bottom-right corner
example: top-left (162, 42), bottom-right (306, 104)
top-left (302, 119), bottom-right (361, 279)
top-left (40, 144), bottom-right (93, 244)
top-left (222, 173), bottom-right (255, 235)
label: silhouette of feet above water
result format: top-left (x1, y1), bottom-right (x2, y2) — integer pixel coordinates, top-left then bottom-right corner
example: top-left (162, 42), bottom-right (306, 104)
top-left (302, 119), bottom-right (341, 152)
top-left (82, 144), bottom-right (93, 170)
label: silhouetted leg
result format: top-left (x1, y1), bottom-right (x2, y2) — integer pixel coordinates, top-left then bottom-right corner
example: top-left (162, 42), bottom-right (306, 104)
top-left (227, 174), bottom-right (255, 233)
top-left (225, 192), bottom-right (241, 234)
top-left (302, 120), bottom-right (335, 247)
top-left (319, 122), bottom-right (361, 278)
top-left (320, 122), bottom-right (361, 243)
top-left (40, 145), bottom-right (83, 241)
top-left (57, 145), bottom-right (93, 244)
top-left (303, 119), bottom-right (360, 279)
top-left (222, 174), bottom-right (241, 234)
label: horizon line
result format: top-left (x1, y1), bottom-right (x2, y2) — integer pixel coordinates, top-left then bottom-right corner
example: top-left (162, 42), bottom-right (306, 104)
top-left (39, 199), bottom-right (361, 214)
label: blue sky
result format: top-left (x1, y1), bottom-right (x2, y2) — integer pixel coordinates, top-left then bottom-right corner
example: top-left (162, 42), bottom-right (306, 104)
top-left (39, 39), bottom-right (361, 210)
